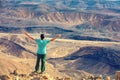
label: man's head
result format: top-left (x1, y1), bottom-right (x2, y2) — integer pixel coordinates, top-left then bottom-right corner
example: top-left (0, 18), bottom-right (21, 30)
top-left (40, 34), bottom-right (45, 40)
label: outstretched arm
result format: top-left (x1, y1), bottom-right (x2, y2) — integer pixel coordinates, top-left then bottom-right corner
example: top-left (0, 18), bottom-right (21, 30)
top-left (50, 34), bottom-right (61, 42)
top-left (22, 30), bottom-right (35, 41)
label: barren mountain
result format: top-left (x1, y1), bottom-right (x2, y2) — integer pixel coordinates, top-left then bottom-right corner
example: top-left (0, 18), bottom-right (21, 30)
top-left (48, 46), bottom-right (120, 76)
top-left (33, 12), bottom-right (120, 32)
top-left (0, 0), bottom-right (120, 27)
top-left (0, 12), bottom-right (120, 41)
top-left (0, 0), bottom-right (120, 42)
top-left (0, 8), bottom-right (120, 41)
top-left (1, 0), bottom-right (120, 10)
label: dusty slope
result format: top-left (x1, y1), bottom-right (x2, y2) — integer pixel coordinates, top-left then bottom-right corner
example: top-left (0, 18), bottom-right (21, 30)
top-left (48, 46), bottom-right (120, 76)
top-left (0, 37), bottom-right (35, 58)
top-left (0, 53), bottom-right (72, 80)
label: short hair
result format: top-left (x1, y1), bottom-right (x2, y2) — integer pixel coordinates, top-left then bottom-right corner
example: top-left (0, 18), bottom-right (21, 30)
top-left (40, 34), bottom-right (44, 40)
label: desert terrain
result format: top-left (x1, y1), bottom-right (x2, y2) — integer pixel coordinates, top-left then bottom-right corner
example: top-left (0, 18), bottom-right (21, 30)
top-left (0, 33), bottom-right (120, 80)
top-left (0, 0), bottom-right (120, 80)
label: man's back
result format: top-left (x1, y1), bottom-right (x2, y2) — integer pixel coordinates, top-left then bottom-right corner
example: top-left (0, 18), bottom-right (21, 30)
top-left (35, 39), bottom-right (50, 54)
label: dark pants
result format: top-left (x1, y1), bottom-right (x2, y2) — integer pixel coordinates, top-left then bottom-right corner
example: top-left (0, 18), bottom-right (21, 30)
top-left (35, 54), bottom-right (46, 72)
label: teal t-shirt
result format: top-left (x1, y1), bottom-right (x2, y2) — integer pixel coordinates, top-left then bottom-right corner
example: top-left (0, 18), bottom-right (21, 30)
top-left (35, 39), bottom-right (50, 54)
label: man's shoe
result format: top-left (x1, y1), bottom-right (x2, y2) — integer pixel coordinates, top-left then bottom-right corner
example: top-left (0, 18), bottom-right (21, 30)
top-left (40, 71), bottom-right (45, 74)
top-left (32, 70), bottom-right (40, 74)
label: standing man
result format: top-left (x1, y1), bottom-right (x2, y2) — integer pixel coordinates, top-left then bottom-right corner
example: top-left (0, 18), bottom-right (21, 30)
top-left (23, 31), bottom-right (61, 74)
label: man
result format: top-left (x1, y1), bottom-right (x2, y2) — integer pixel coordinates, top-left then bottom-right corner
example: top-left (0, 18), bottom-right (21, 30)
top-left (23, 31), bottom-right (61, 74)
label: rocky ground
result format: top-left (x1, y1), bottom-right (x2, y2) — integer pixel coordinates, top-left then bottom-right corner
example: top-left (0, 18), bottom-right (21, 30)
top-left (0, 70), bottom-right (71, 80)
